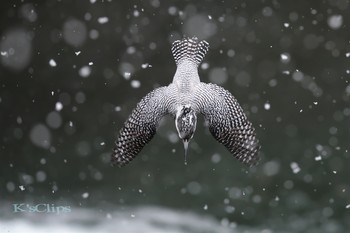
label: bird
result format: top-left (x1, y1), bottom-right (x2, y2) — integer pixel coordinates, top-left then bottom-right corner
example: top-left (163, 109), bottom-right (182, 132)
top-left (111, 37), bottom-right (260, 167)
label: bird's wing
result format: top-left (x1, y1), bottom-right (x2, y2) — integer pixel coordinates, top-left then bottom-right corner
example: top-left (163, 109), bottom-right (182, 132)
top-left (112, 87), bottom-right (171, 167)
top-left (195, 83), bottom-right (260, 166)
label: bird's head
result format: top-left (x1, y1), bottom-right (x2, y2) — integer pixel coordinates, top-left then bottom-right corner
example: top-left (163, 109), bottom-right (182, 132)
top-left (175, 105), bottom-right (197, 164)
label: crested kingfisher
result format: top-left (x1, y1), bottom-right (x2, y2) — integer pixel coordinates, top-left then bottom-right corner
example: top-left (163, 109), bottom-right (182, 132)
top-left (111, 37), bottom-right (260, 167)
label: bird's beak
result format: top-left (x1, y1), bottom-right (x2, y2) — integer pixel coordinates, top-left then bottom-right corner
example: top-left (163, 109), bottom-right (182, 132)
top-left (183, 140), bottom-right (189, 165)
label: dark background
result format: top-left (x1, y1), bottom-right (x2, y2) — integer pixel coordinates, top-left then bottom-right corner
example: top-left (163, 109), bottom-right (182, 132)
top-left (1, 0), bottom-right (350, 232)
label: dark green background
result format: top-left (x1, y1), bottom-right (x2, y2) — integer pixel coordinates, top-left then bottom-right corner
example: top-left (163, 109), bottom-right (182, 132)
top-left (1, 0), bottom-right (349, 232)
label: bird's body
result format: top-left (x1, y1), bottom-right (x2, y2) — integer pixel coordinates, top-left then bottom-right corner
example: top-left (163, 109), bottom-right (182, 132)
top-left (112, 37), bottom-right (260, 167)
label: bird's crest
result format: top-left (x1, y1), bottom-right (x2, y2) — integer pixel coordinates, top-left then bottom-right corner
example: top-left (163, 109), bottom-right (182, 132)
top-left (171, 37), bottom-right (209, 66)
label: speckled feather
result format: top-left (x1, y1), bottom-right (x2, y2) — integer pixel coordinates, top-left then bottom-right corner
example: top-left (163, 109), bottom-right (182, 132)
top-left (194, 83), bottom-right (260, 166)
top-left (111, 87), bottom-right (170, 167)
top-left (171, 37), bottom-right (209, 66)
top-left (112, 37), bottom-right (260, 167)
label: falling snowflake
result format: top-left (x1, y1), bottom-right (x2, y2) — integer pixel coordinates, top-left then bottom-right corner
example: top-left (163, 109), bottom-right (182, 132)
top-left (290, 162), bottom-right (301, 174)
top-left (49, 59), bottom-right (57, 67)
top-left (82, 192), bottom-right (89, 199)
top-left (55, 102), bottom-right (63, 111)
top-left (97, 17), bottom-right (109, 24)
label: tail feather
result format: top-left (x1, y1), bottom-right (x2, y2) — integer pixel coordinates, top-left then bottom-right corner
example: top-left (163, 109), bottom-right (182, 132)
top-left (171, 37), bottom-right (209, 66)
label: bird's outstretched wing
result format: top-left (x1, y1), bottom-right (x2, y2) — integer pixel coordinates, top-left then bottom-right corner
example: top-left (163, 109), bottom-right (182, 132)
top-left (195, 83), bottom-right (260, 166)
top-left (112, 87), bottom-right (170, 167)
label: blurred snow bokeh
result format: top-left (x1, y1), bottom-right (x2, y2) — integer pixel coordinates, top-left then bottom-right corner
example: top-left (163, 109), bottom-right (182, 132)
top-left (327, 15), bottom-right (343, 29)
top-left (63, 18), bottom-right (87, 47)
top-left (183, 14), bottom-right (217, 39)
top-left (0, 29), bottom-right (32, 71)
top-left (19, 3), bottom-right (37, 22)
top-left (29, 124), bottom-right (51, 149)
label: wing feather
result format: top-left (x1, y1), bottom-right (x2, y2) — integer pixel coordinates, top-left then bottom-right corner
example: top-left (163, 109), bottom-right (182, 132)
top-left (112, 87), bottom-right (170, 167)
top-left (195, 83), bottom-right (260, 166)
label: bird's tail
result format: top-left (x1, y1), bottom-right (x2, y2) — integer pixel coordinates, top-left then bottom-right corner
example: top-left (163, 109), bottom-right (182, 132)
top-left (171, 37), bottom-right (209, 66)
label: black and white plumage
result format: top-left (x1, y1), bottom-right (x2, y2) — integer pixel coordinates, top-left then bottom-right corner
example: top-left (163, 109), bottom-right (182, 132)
top-left (112, 37), bottom-right (260, 167)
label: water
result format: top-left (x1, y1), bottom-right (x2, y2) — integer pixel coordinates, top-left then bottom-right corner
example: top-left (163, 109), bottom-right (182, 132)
top-left (2, 204), bottom-right (348, 233)
top-left (1, 206), bottom-right (240, 233)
